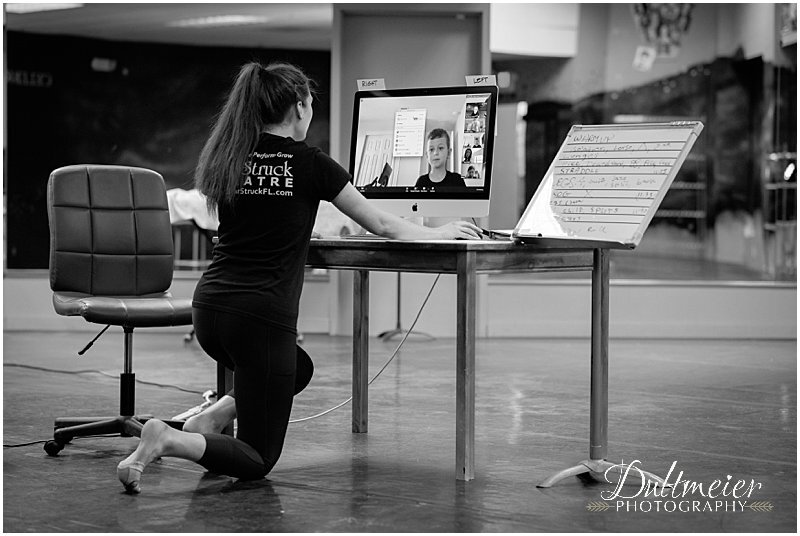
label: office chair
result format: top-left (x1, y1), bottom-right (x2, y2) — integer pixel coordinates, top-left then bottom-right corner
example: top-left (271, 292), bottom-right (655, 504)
top-left (44, 164), bottom-right (193, 456)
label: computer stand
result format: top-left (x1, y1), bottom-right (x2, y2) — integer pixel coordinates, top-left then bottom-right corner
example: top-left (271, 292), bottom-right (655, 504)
top-left (378, 273), bottom-right (435, 342)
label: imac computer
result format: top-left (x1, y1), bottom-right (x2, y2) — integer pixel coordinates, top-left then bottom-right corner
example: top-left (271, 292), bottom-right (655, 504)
top-left (349, 85), bottom-right (498, 218)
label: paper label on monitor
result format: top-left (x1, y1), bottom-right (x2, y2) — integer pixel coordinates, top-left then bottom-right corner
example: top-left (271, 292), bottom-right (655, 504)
top-left (392, 109), bottom-right (427, 157)
top-left (357, 78), bottom-right (386, 91)
top-left (466, 74), bottom-right (497, 87)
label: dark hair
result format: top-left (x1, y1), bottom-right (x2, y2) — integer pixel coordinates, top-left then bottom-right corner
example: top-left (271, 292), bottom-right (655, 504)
top-left (195, 61), bottom-right (313, 213)
top-left (427, 128), bottom-right (450, 149)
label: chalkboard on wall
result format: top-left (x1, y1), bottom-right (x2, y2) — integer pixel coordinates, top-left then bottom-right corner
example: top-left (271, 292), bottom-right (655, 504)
top-left (513, 121), bottom-right (704, 248)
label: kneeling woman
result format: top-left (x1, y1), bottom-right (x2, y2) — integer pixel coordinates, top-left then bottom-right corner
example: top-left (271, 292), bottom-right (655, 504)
top-left (116, 61), bottom-right (481, 492)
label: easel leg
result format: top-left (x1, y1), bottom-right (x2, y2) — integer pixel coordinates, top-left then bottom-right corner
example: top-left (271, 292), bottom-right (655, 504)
top-left (353, 270), bottom-right (369, 433)
top-left (538, 460), bottom-right (670, 488)
top-left (378, 273), bottom-right (435, 341)
top-left (538, 249), bottom-right (668, 488)
top-left (456, 252), bottom-right (476, 481)
top-left (590, 248), bottom-right (609, 463)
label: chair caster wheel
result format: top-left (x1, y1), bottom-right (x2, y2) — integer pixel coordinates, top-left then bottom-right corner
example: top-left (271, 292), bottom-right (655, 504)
top-left (44, 440), bottom-right (65, 456)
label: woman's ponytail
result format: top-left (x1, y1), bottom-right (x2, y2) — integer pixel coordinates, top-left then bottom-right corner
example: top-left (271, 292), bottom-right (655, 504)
top-left (194, 62), bottom-right (312, 214)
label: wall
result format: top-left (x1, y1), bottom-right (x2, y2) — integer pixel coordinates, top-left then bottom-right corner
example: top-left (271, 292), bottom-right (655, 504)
top-left (489, 3), bottom-right (579, 58)
top-left (487, 102), bottom-right (527, 230)
top-left (604, 3), bottom-right (719, 92)
top-left (3, 272), bottom-right (333, 334)
top-left (493, 4), bottom-right (608, 105)
top-left (6, 271), bottom-right (796, 339)
top-left (554, 2), bottom-right (610, 103)
top-left (495, 4), bottom-right (783, 104)
top-left (716, 3), bottom-right (779, 62)
top-left (487, 278), bottom-right (797, 339)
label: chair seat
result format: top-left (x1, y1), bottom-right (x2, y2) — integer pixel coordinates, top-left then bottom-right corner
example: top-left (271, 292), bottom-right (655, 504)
top-left (53, 291), bottom-right (193, 328)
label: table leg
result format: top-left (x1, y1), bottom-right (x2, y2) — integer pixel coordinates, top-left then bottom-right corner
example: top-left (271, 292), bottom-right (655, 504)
top-left (456, 252), bottom-right (476, 481)
top-left (353, 270), bottom-right (369, 433)
top-left (538, 248), bottom-right (668, 488)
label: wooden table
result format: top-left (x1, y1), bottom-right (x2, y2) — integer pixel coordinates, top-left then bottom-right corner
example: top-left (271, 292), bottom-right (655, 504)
top-left (309, 238), bottom-right (609, 483)
top-left (218, 238), bottom-right (668, 485)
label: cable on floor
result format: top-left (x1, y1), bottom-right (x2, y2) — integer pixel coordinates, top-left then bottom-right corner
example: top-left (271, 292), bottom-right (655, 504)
top-left (290, 273), bottom-right (440, 423)
top-left (3, 363), bottom-right (204, 395)
top-left (4, 434), bottom-right (121, 449)
top-left (2, 364), bottom-right (205, 448)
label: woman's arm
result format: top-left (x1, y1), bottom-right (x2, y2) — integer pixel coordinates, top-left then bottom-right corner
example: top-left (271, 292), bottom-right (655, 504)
top-left (331, 183), bottom-right (481, 240)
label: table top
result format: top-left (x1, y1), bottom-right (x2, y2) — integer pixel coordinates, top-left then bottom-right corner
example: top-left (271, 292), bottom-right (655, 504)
top-left (307, 237), bottom-right (599, 274)
top-left (310, 237), bottom-right (615, 251)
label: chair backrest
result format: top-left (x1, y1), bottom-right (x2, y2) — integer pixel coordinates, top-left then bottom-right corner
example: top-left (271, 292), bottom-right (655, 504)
top-left (48, 165), bottom-right (174, 296)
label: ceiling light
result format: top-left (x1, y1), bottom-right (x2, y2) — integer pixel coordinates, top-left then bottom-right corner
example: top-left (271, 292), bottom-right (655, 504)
top-left (167, 15), bottom-right (271, 28)
top-left (5, 3), bottom-right (83, 14)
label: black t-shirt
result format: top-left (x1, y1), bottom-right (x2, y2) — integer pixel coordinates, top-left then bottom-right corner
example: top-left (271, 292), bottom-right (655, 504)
top-left (413, 171), bottom-right (466, 189)
top-left (193, 133), bottom-right (350, 331)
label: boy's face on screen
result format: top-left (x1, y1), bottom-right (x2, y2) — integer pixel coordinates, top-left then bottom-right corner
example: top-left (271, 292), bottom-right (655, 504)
top-left (427, 136), bottom-right (450, 170)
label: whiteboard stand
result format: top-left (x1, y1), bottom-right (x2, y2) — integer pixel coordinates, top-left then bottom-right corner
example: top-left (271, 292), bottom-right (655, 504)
top-left (378, 272), bottom-right (435, 342)
top-left (525, 122), bottom-right (703, 486)
top-left (537, 249), bottom-right (669, 489)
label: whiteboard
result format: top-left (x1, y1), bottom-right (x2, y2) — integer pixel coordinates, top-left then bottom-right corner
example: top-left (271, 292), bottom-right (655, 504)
top-left (513, 121), bottom-right (704, 248)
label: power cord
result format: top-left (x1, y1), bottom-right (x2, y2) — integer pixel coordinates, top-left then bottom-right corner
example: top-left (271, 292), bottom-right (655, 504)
top-left (290, 273), bottom-right (440, 423)
top-left (4, 439), bottom-right (48, 448)
top-left (4, 434), bottom-right (121, 448)
top-left (3, 363), bottom-right (204, 395)
top-left (3, 364), bottom-right (206, 448)
top-left (4, 274), bottom-right (442, 443)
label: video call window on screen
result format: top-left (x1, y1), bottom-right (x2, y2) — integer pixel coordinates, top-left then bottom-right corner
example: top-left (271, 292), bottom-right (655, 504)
top-left (460, 99), bottom-right (488, 182)
top-left (350, 87), bottom-right (496, 198)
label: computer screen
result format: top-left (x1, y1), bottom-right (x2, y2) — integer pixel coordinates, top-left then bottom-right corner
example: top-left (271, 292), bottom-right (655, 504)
top-left (349, 85), bottom-right (498, 217)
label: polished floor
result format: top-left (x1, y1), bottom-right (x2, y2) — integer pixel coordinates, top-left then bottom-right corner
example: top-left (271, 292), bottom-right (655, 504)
top-left (3, 331), bottom-right (797, 532)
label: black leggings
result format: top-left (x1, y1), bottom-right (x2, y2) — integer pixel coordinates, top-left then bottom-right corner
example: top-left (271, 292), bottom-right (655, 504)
top-left (191, 308), bottom-right (313, 480)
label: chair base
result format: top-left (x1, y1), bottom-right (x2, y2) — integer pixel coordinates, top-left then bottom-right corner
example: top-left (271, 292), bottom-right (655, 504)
top-left (45, 415), bottom-right (185, 456)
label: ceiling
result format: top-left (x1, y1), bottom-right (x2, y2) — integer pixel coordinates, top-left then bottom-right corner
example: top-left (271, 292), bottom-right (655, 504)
top-left (4, 3), bottom-right (335, 50)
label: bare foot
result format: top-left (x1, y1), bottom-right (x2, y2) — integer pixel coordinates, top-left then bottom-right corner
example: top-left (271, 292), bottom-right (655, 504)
top-left (117, 419), bottom-right (171, 493)
top-left (183, 395), bottom-right (236, 435)
top-left (182, 411), bottom-right (218, 435)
